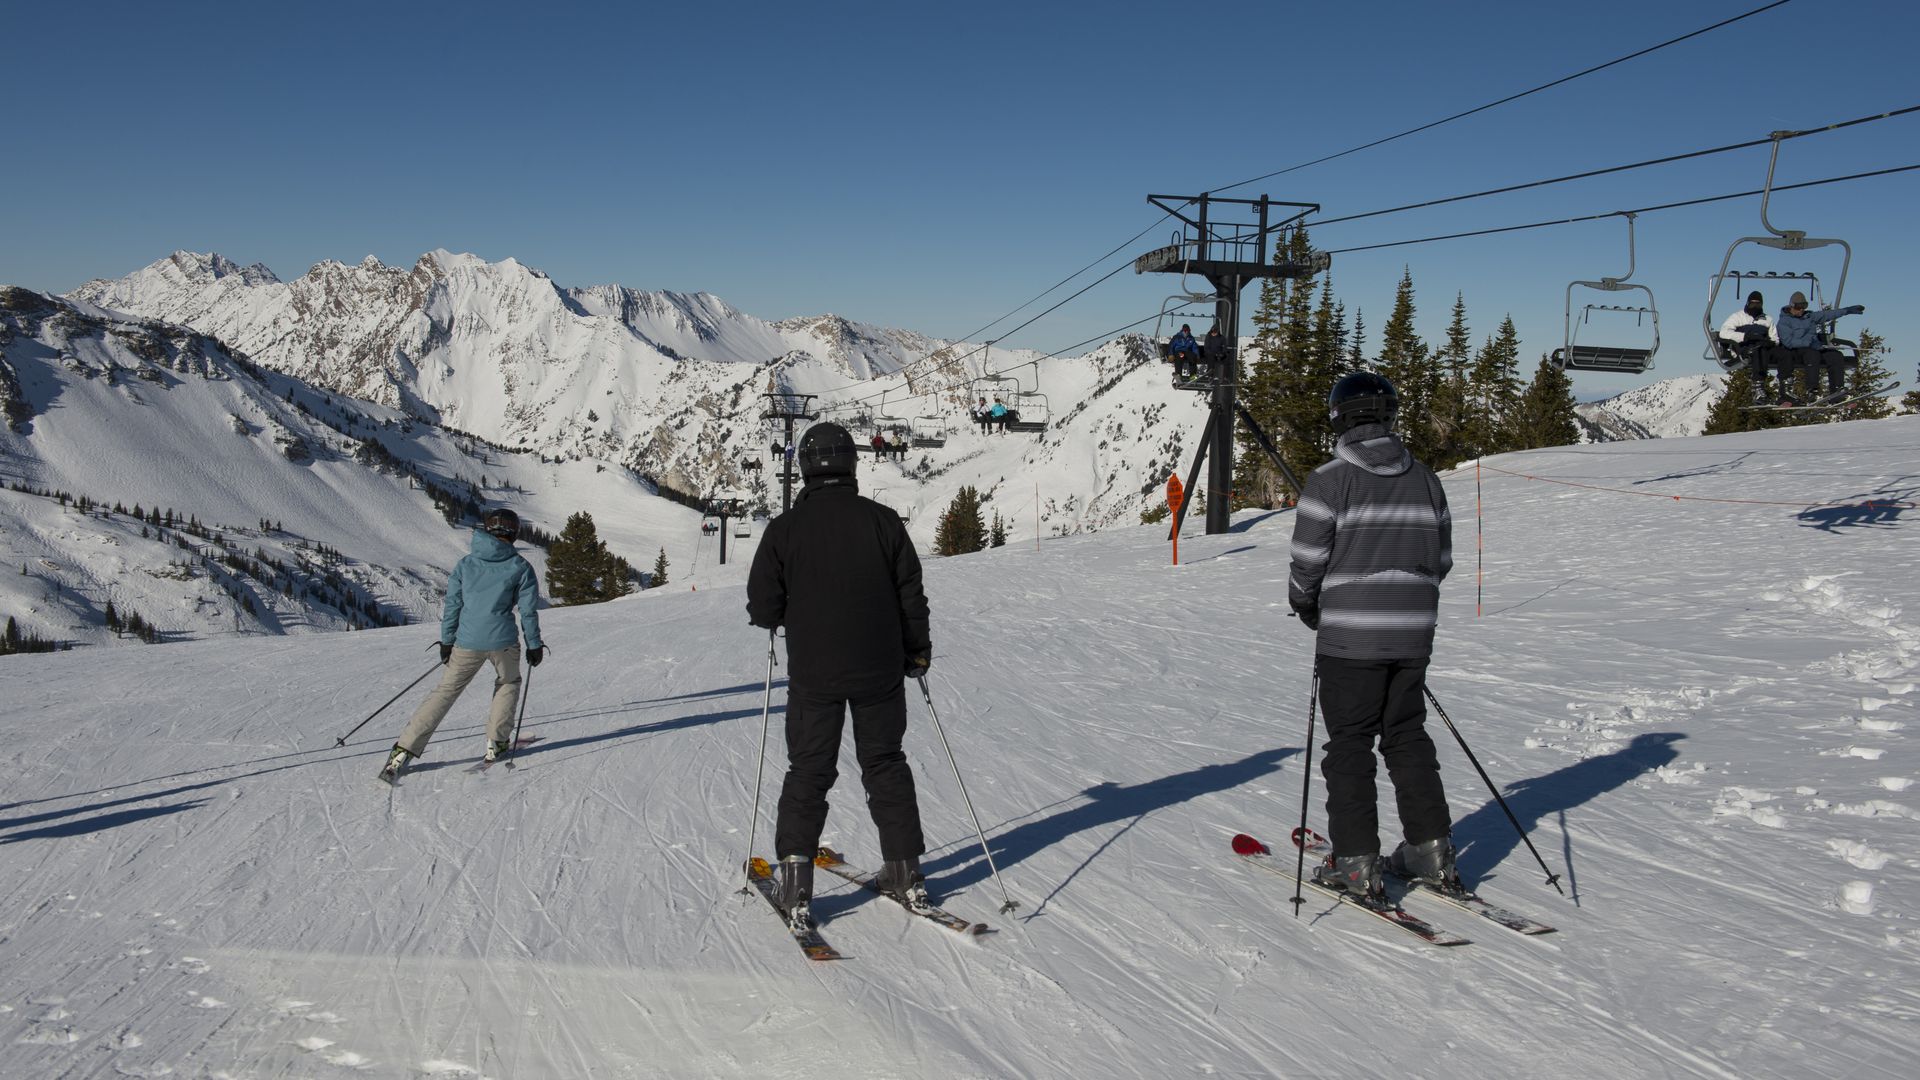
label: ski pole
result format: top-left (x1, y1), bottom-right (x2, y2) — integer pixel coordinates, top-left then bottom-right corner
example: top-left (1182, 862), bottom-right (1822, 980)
top-left (738, 629), bottom-right (777, 894)
top-left (917, 675), bottom-right (1020, 914)
top-left (333, 643), bottom-right (441, 747)
top-left (1291, 664), bottom-right (1319, 917)
top-left (506, 664), bottom-right (534, 764)
top-left (1423, 685), bottom-right (1565, 895)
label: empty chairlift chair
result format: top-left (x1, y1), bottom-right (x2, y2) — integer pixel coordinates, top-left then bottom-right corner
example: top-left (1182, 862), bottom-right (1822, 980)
top-left (910, 413), bottom-right (948, 448)
top-left (1551, 212), bottom-right (1659, 375)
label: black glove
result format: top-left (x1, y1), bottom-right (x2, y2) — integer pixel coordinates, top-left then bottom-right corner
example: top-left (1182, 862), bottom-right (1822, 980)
top-left (1293, 605), bottom-right (1321, 631)
top-left (906, 655), bottom-right (931, 679)
top-left (1846, 304), bottom-right (1865, 315)
top-left (438, 641), bottom-right (453, 665)
top-left (526, 646), bottom-right (544, 668)
top-left (1741, 324), bottom-right (1770, 341)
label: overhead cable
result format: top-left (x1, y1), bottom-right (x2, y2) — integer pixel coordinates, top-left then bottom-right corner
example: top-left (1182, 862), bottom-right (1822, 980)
top-left (1211, 0), bottom-right (1798, 195)
top-left (1323, 163), bottom-right (1920, 255)
top-left (1313, 104), bottom-right (1920, 229)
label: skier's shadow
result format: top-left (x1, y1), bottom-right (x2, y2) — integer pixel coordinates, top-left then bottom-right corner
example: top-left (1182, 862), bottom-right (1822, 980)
top-left (1452, 731), bottom-right (1684, 885)
top-left (910, 747), bottom-right (1297, 902)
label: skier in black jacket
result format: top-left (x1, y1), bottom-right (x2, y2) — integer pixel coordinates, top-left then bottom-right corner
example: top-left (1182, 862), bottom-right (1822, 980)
top-left (1289, 372), bottom-right (1459, 903)
top-left (746, 422), bottom-right (933, 931)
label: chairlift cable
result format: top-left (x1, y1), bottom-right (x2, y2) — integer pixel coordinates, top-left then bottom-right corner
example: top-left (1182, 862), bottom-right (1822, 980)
top-left (1311, 104), bottom-right (1920, 230)
top-left (1322, 163), bottom-right (1920, 256)
top-left (1211, 0), bottom-right (1798, 195)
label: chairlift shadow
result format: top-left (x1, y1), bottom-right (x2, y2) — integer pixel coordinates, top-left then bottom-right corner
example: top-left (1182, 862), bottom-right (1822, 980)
top-left (918, 747), bottom-right (1299, 899)
top-left (1452, 731), bottom-right (1683, 885)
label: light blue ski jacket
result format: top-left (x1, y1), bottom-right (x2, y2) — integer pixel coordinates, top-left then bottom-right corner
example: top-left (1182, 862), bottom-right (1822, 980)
top-left (440, 530), bottom-right (543, 651)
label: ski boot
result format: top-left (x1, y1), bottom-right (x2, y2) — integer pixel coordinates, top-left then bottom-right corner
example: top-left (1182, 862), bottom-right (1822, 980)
top-left (1313, 852), bottom-right (1387, 906)
top-left (877, 857), bottom-right (931, 910)
top-left (1386, 836), bottom-right (1462, 892)
top-left (1818, 388), bottom-right (1853, 406)
top-left (779, 855), bottom-right (814, 934)
top-left (379, 744), bottom-right (413, 782)
top-left (484, 739), bottom-right (512, 764)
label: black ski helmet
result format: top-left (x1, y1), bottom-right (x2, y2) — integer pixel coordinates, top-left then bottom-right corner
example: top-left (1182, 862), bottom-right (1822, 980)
top-left (798, 422), bottom-right (859, 479)
top-left (483, 507), bottom-right (520, 541)
top-left (1327, 371), bottom-right (1398, 434)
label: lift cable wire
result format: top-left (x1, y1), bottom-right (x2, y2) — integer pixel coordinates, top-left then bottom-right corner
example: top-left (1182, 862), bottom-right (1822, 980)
top-left (1311, 104), bottom-right (1920, 230)
top-left (1211, 0), bottom-right (1798, 196)
top-left (1322, 162), bottom-right (1920, 256)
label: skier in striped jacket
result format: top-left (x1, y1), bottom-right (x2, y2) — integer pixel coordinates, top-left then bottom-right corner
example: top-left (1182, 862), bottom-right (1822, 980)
top-left (1288, 372), bottom-right (1459, 902)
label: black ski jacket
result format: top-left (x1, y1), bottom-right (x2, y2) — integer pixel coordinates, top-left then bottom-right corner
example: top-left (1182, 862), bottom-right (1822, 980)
top-left (746, 479), bottom-right (931, 695)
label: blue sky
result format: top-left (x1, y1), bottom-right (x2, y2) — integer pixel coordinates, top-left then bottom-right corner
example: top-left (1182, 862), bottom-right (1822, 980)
top-left (3, 0), bottom-right (1916, 396)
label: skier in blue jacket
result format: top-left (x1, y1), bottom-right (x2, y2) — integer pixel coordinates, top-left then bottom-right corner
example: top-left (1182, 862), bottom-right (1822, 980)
top-left (1776, 291), bottom-right (1865, 404)
top-left (382, 508), bottom-right (545, 779)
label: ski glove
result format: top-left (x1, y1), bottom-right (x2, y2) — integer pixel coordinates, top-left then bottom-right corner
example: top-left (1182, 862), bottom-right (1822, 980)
top-left (438, 641), bottom-right (453, 665)
top-left (526, 646), bottom-right (544, 668)
top-left (1740, 324), bottom-right (1770, 341)
top-left (906, 655), bottom-right (931, 679)
top-left (1293, 605), bottom-right (1321, 631)
top-left (1845, 304), bottom-right (1866, 315)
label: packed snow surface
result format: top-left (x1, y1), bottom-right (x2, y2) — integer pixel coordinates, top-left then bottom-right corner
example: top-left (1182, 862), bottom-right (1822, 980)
top-left (3, 417), bottom-right (1918, 1078)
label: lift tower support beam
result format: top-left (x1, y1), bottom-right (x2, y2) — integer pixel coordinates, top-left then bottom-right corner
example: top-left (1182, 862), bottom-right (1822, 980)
top-left (1137, 193), bottom-right (1328, 535)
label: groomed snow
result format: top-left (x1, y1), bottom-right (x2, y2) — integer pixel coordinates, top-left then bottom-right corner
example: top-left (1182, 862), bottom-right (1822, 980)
top-left (2, 416), bottom-right (1917, 1078)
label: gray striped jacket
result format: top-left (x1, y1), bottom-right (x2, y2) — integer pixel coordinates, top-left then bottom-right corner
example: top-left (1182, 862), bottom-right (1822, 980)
top-left (1288, 424), bottom-right (1451, 660)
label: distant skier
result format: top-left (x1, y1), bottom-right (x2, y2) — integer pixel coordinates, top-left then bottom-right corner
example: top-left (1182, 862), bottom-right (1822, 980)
top-left (973, 397), bottom-right (993, 434)
top-left (746, 422), bottom-right (932, 932)
top-left (382, 508), bottom-right (545, 780)
top-left (1288, 372), bottom-right (1457, 902)
top-left (989, 398), bottom-right (1010, 434)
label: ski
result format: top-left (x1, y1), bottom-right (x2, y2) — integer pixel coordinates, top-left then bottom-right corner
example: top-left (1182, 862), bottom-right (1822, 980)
top-left (745, 857), bottom-right (843, 961)
top-left (1231, 833), bottom-right (1470, 947)
top-left (1289, 828), bottom-right (1555, 936)
top-left (1741, 380), bottom-right (1900, 412)
top-left (813, 846), bottom-right (988, 937)
top-left (466, 736), bottom-right (545, 773)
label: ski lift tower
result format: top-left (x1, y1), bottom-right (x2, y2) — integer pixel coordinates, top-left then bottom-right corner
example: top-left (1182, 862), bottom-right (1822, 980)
top-left (761, 387), bottom-right (818, 513)
top-left (1136, 193), bottom-right (1327, 534)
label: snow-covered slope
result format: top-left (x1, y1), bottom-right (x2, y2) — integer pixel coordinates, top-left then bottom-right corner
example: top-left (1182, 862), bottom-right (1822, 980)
top-left (1576, 373), bottom-right (1724, 441)
top-left (0, 287), bottom-right (701, 649)
top-left (2, 414), bottom-right (1916, 1078)
top-left (67, 253), bottom-right (1208, 545)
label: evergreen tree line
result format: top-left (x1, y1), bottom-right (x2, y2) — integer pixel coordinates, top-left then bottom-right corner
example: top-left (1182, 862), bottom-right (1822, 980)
top-left (1232, 229), bottom-right (1580, 506)
top-left (1, 615), bottom-right (68, 655)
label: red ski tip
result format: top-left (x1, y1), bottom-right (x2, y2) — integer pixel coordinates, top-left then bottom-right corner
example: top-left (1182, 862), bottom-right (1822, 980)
top-left (1231, 833), bottom-right (1268, 856)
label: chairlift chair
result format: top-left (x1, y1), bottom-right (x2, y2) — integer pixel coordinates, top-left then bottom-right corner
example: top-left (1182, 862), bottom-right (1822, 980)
top-left (1701, 134), bottom-right (1854, 371)
top-left (910, 413), bottom-right (948, 448)
top-left (733, 520), bottom-right (751, 539)
top-left (1551, 212), bottom-right (1660, 375)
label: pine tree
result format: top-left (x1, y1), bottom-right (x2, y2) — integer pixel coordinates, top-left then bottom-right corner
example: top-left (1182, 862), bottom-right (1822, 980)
top-left (4, 615), bottom-right (18, 653)
top-left (934, 486), bottom-right (987, 556)
top-left (1376, 268), bottom-right (1437, 462)
top-left (989, 511), bottom-right (1007, 547)
top-left (545, 511), bottom-right (628, 605)
top-left (1510, 357), bottom-right (1581, 449)
top-left (1702, 370), bottom-right (1778, 435)
top-left (1346, 308), bottom-right (1366, 370)
top-left (1835, 329), bottom-right (1897, 421)
top-left (1426, 292), bottom-right (1474, 468)
top-left (650, 547), bottom-right (669, 589)
top-left (1467, 316), bottom-right (1525, 454)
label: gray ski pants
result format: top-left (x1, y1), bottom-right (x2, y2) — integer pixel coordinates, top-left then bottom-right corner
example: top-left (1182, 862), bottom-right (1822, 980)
top-left (396, 646), bottom-right (521, 755)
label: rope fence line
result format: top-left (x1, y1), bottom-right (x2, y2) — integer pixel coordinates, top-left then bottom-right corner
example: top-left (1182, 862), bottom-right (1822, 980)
top-left (1467, 461), bottom-right (1916, 510)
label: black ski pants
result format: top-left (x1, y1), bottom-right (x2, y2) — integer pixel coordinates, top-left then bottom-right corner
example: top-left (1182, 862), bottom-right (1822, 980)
top-left (775, 680), bottom-right (926, 861)
top-left (1316, 656), bottom-right (1451, 858)
top-left (1781, 346), bottom-right (1847, 395)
